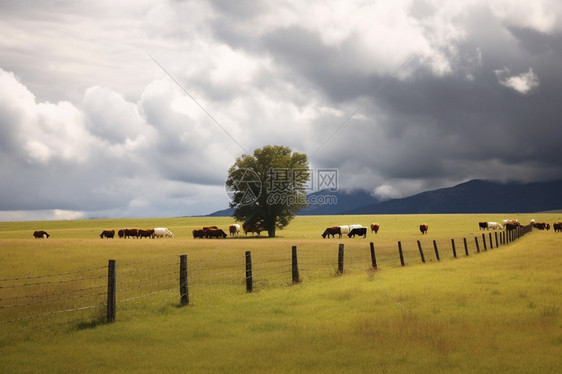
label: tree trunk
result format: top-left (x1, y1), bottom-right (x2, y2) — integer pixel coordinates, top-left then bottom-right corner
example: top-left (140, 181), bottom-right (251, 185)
top-left (268, 227), bottom-right (276, 237)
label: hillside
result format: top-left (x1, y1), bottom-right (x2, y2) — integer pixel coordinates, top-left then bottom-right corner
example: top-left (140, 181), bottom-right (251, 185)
top-left (208, 179), bottom-right (562, 216)
top-left (346, 179), bottom-right (562, 214)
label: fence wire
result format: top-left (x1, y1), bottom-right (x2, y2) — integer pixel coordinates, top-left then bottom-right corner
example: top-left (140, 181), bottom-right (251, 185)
top-left (1, 225), bottom-right (533, 340)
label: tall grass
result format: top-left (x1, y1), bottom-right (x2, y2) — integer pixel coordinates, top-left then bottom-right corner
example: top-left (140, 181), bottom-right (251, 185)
top-left (1, 214), bottom-right (561, 373)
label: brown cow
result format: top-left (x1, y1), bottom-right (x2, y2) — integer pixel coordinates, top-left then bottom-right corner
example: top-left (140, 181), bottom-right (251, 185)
top-left (322, 226), bottom-right (341, 238)
top-left (553, 222), bottom-right (562, 232)
top-left (138, 229), bottom-right (155, 238)
top-left (478, 222), bottom-right (488, 230)
top-left (33, 230), bottom-right (50, 239)
top-left (206, 228), bottom-right (228, 238)
top-left (243, 223), bottom-right (262, 236)
top-left (504, 221), bottom-right (521, 231)
top-left (419, 224), bottom-right (428, 235)
top-left (192, 229), bottom-right (205, 238)
top-left (370, 223), bottom-right (380, 234)
top-left (123, 228), bottom-right (139, 238)
top-left (100, 229), bottom-right (115, 239)
top-left (202, 226), bottom-right (219, 232)
top-left (229, 224), bottom-right (240, 236)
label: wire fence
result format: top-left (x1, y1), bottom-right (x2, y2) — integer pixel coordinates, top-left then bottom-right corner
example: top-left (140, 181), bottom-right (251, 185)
top-left (1, 225), bottom-right (532, 339)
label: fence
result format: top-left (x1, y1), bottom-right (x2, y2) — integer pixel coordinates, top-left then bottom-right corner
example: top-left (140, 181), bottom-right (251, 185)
top-left (1, 225), bottom-right (532, 338)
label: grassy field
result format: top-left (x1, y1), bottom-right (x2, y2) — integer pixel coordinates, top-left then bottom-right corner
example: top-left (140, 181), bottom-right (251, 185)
top-left (1, 213), bottom-right (561, 373)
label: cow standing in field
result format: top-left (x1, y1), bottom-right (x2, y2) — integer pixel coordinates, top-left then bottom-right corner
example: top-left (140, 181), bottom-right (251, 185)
top-left (339, 226), bottom-right (350, 236)
top-left (370, 223), bottom-right (380, 234)
top-left (100, 230), bottom-right (115, 239)
top-left (206, 228), bottom-right (228, 238)
top-left (487, 222), bottom-right (503, 230)
top-left (479, 222), bottom-right (488, 230)
top-left (553, 222), bottom-right (562, 232)
top-left (243, 224), bottom-right (262, 236)
top-left (138, 229), bottom-right (155, 238)
top-left (419, 224), bottom-right (429, 235)
top-left (154, 228), bottom-right (174, 238)
top-left (192, 229), bottom-right (205, 238)
top-left (322, 226), bottom-right (341, 238)
top-left (229, 224), bottom-right (240, 236)
top-left (121, 228), bottom-right (139, 238)
top-left (33, 230), bottom-right (50, 239)
top-left (348, 227), bottom-right (367, 238)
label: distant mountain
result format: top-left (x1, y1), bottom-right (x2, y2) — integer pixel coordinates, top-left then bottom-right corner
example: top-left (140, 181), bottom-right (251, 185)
top-left (207, 189), bottom-right (379, 217)
top-left (345, 179), bottom-right (562, 214)
top-left (207, 179), bottom-right (562, 216)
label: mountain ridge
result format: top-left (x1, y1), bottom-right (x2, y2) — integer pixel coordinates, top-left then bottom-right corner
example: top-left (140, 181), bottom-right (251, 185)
top-left (207, 179), bottom-right (562, 216)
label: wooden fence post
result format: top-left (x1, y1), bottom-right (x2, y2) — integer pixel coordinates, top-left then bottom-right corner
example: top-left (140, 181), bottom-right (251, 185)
top-left (179, 255), bottom-right (189, 306)
top-left (482, 233), bottom-right (487, 250)
top-left (417, 240), bottom-right (425, 263)
top-left (495, 232), bottom-right (499, 248)
top-left (245, 251), bottom-right (253, 293)
top-left (337, 244), bottom-right (344, 274)
top-left (474, 237), bottom-right (480, 253)
top-left (107, 259), bottom-right (116, 323)
top-left (398, 241), bottom-right (405, 267)
top-left (463, 238), bottom-right (469, 256)
top-left (292, 246), bottom-right (300, 284)
top-left (370, 242), bottom-right (377, 269)
top-left (433, 240), bottom-right (440, 261)
top-left (489, 232), bottom-right (494, 249)
top-left (451, 239), bottom-right (457, 258)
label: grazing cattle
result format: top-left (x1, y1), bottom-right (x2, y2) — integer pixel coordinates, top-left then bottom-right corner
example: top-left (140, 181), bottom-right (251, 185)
top-left (229, 224), bottom-right (241, 236)
top-left (206, 228), bottom-right (228, 238)
top-left (479, 222), bottom-right (488, 230)
top-left (487, 222), bottom-right (503, 230)
top-left (203, 226), bottom-right (219, 232)
top-left (370, 223), bottom-right (380, 234)
top-left (118, 229), bottom-right (125, 238)
top-left (504, 221), bottom-right (521, 231)
top-left (339, 225), bottom-right (350, 235)
top-left (122, 228), bottom-right (139, 238)
top-left (243, 224), bottom-right (262, 236)
top-left (33, 230), bottom-right (50, 239)
top-left (419, 224), bottom-right (429, 235)
top-left (192, 229), bottom-right (205, 238)
top-left (154, 227), bottom-right (174, 238)
top-left (532, 222), bottom-right (547, 230)
top-left (553, 222), bottom-right (562, 232)
top-left (138, 229), bottom-right (155, 238)
top-left (348, 227), bottom-right (367, 238)
top-left (100, 229), bottom-right (115, 239)
top-left (322, 226), bottom-right (341, 238)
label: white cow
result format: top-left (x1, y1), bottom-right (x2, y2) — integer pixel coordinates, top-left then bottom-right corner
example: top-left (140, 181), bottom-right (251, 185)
top-left (339, 225), bottom-right (350, 235)
top-left (153, 227), bottom-right (174, 238)
top-left (487, 222), bottom-right (503, 230)
top-left (229, 224), bottom-right (241, 236)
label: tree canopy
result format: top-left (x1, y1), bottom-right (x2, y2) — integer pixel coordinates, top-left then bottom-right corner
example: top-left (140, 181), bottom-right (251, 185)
top-left (225, 145), bottom-right (309, 237)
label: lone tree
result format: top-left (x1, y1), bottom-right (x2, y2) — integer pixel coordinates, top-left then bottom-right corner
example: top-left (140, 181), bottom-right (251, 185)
top-left (226, 145), bottom-right (309, 237)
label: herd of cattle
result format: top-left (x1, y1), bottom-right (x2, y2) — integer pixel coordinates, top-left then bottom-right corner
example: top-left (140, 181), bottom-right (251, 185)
top-left (478, 219), bottom-right (562, 232)
top-left (31, 219), bottom-right (562, 239)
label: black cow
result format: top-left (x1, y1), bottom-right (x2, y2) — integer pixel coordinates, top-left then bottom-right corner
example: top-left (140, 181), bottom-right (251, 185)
top-left (348, 227), bottom-right (367, 238)
top-left (100, 229), bottom-right (115, 239)
top-left (33, 230), bottom-right (50, 239)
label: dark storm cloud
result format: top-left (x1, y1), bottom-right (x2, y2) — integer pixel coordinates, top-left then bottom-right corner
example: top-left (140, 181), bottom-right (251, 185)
top-left (1, 1), bottom-right (562, 220)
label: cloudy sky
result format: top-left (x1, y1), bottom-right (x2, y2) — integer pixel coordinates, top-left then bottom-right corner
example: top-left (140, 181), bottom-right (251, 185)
top-left (1, 0), bottom-right (562, 221)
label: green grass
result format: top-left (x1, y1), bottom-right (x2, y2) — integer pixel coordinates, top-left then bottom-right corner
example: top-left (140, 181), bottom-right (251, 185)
top-left (1, 214), bottom-right (561, 373)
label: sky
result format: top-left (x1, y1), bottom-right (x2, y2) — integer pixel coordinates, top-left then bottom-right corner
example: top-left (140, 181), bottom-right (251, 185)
top-left (1, 0), bottom-right (562, 221)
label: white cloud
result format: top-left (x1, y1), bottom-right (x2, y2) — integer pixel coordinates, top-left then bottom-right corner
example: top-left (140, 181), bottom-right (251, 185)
top-left (495, 67), bottom-right (540, 94)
